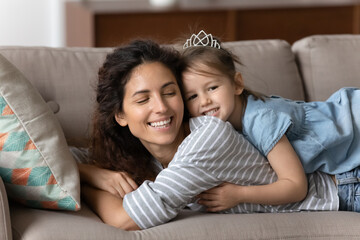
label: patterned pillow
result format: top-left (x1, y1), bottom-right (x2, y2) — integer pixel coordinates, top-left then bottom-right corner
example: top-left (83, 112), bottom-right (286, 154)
top-left (0, 54), bottom-right (80, 211)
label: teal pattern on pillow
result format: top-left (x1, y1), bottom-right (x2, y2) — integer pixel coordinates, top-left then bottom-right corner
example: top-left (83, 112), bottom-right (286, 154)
top-left (0, 54), bottom-right (80, 211)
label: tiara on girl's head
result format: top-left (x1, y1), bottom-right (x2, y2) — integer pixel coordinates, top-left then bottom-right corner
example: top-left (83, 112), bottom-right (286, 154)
top-left (183, 30), bottom-right (221, 49)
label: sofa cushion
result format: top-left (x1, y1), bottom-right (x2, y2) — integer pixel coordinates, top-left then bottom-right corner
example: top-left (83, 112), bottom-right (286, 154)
top-left (224, 40), bottom-right (305, 100)
top-left (9, 202), bottom-right (360, 240)
top-left (0, 41), bottom-right (304, 149)
top-left (292, 34), bottom-right (360, 101)
top-left (0, 54), bottom-right (80, 210)
top-left (0, 47), bottom-right (112, 147)
top-left (0, 177), bottom-right (11, 240)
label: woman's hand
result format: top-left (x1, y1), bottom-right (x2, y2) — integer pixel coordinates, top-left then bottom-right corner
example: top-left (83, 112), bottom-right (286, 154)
top-left (78, 163), bottom-right (138, 198)
top-left (197, 182), bottom-right (242, 212)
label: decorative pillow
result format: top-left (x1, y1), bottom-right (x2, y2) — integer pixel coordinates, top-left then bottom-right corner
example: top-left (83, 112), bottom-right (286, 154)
top-left (0, 54), bottom-right (80, 211)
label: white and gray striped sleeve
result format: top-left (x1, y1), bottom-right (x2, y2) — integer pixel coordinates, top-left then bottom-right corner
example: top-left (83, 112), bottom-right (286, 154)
top-left (122, 116), bottom-right (245, 229)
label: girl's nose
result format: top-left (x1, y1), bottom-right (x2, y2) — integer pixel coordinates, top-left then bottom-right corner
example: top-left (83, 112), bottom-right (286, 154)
top-left (200, 94), bottom-right (211, 107)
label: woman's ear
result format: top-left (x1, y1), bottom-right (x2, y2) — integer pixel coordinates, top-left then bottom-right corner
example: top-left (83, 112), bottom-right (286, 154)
top-left (115, 113), bottom-right (128, 127)
top-left (234, 72), bottom-right (244, 95)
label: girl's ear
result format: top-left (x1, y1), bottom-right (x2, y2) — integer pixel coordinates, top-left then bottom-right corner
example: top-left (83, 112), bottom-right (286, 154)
top-left (234, 72), bottom-right (244, 95)
top-left (115, 113), bottom-right (128, 127)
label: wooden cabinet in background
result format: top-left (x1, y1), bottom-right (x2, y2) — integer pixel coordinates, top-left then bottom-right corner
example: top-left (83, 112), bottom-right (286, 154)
top-left (66, 1), bottom-right (360, 47)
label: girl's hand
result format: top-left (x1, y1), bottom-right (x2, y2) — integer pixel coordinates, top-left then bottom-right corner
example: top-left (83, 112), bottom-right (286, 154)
top-left (78, 163), bottom-right (138, 198)
top-left (197, 182), bottom-right (241, 212)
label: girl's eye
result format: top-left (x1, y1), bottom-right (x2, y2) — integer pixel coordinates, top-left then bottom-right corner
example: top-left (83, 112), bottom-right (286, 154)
top-left (187, 94), bottom-right (197, 101)
top-left (208, 86), bottom-right (218, 91)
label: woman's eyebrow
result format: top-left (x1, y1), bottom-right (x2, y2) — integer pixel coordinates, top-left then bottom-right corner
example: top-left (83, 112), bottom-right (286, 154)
top-left (132, 90), bottom-right (149, 97)
top-left (131, 82), bottom-right (176, 97)
top-left (162, 82), bottom-right (176, 89)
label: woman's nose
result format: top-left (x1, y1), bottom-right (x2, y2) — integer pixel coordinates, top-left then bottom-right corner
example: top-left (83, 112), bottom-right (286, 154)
top-left (153, 96), bottom-right (168, 113)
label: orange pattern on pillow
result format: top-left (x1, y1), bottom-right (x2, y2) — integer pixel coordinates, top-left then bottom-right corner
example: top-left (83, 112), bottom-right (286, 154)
top-left (0, 133), bottom-right (9, 151)
top-left (11, 168), bottom-right (32, 185)
top-left (2, 104), bottom-right (13, 115)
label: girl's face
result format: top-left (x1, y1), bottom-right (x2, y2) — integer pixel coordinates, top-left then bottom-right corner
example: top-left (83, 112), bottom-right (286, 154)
top-left (116, 62), bottom-right (184, 149)
top-left (182, 64), bottom-right (243, 122)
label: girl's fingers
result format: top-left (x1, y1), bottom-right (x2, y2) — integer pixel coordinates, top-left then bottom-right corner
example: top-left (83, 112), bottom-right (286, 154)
top-left (198, 199), bottom-right (219, 208)
top-left (198, 193), bottom-right (214, 200)
top-left (202, 185), bottom-right (223, 195)
top-left (206, 206), bottom-right (223, 212)
top-left (198, 199), bottom-right (225, 212)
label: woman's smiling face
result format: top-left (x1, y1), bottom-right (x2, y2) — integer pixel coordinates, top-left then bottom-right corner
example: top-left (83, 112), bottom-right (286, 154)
top-left (115, 61), bottom-right (184, 149)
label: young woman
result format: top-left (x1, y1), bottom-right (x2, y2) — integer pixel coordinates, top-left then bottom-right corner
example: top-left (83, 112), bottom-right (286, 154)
top-left (80, 39), bottom-right (337, 231)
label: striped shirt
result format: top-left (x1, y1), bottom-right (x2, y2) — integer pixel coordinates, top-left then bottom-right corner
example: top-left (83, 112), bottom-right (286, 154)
top-left (123, 116), bottom-right (338, 229)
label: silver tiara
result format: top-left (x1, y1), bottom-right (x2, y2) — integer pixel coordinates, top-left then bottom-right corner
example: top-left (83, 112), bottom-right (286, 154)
top-left (183, 30), bottom-right (221, 49)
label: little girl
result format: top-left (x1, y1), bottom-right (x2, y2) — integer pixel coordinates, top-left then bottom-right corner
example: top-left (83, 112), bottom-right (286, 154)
top-left (180, 30), bottom-right (360, 212)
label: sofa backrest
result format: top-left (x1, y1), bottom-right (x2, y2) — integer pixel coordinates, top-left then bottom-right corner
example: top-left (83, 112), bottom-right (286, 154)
top-left (0, 40), bottom-right (304, 145)
top-left (292, 35), bottom-right (360, 101)
top-left (225, 40), bottom-right (305, 100)
top-left (0, 47), bottom-right (111, 146)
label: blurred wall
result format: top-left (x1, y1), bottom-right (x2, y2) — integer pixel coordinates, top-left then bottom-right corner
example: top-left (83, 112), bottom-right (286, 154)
top-left (0, 0), bottom-right (67, 47)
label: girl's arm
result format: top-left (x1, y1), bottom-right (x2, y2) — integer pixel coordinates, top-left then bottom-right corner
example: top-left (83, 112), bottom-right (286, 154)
top-left (78, 163), bottom-right (138, 198)
top-left (81, 184), bottom-right (140, 230)
top-left (198, 135), bottom-right (308, 211)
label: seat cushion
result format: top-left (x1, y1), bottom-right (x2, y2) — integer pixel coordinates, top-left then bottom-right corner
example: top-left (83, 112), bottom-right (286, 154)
top-left (10, 202), bottom-right (360, 240)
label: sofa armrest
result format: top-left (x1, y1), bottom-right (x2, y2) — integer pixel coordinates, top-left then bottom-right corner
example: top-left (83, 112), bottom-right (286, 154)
top-left (0, 177), bottom-right (12, 240)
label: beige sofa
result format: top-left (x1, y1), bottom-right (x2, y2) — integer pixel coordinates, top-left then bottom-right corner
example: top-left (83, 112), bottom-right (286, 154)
top-left (1, 35), bottom-right (360, 240)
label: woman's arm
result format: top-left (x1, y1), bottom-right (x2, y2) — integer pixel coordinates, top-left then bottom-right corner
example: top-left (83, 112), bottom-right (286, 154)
top-left (78, 163), bottom-right (138, 198)
top-left (198, 135), bottom-right (308, 211)
top-left (81, 184), bottom-right (140, 230)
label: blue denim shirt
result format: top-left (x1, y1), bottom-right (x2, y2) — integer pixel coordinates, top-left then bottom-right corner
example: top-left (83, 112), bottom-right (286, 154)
top-left (242, 87), bottom-right (360, 174)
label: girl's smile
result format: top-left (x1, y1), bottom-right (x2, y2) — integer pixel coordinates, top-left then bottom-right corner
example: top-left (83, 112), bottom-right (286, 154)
top-left (202, 107), bottom-right (220, 117)
top-left (182, 64), bottom-right (244, 124)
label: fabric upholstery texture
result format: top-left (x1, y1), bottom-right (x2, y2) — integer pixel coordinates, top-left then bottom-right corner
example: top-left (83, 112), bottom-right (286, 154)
top-left (0, 54), bottom-right (80, 210)
top-left (1, 36), bottom-right (360, 240)
top-left (226, 40), bottom-right (305, 100)
top-left (9, 202), bottom-right (360, 240)
top-left (292, 34), bottom-right (360, 101)
top-left (0, 177), bottom-right (11, 240)
top-left (0, 43), bottom-right (304, 147)
top-left (0, 47), bottom-right (112, 147)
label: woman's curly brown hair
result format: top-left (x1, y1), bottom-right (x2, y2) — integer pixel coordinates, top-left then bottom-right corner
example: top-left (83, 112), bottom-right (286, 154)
top-left (90, 39), bottom-right (184, 184)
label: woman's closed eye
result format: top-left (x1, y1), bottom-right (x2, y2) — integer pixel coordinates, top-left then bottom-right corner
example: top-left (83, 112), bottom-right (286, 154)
top-left (135, 91), bottom-right (176, 104)
top-left (163, 91), bottom-right (176, 96)
top-left (136, 98), bottom-right (149, 104)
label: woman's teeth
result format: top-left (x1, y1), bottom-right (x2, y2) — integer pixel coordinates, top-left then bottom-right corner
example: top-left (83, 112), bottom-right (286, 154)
top-left (149, 118), bottom-right (171, 128)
